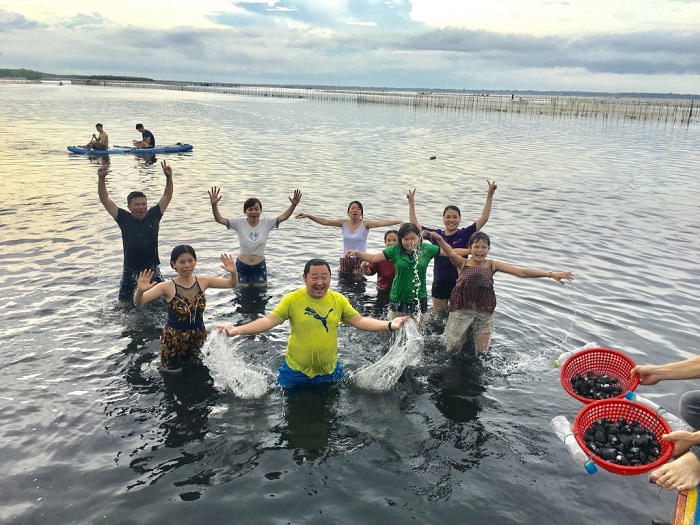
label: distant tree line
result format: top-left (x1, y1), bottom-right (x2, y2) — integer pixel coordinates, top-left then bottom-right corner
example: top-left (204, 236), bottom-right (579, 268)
top-left (0, 68), bottom-right (153, 82)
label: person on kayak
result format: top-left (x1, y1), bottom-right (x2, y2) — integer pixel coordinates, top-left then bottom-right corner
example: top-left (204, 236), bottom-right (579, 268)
top-left (84, 123), bottom-right (109, 150)
top-left (133, 124), bottom-right (155, 149)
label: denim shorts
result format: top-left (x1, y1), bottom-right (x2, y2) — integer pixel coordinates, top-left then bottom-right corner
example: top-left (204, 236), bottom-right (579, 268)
top-left (236, 258), bottom-right (268, 284)
top-left (118, 266), bottom-right (163, 303)
top-left (277, 361), bottom-right (344, 389)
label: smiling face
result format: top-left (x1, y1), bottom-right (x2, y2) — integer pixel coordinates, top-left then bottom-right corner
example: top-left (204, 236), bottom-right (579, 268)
top-left (469, 238), bottom-right (490, 261)
top-left (303, 264), bottom-right (331, 299)
top-left (127, 197), bottom-right (148, 219)
top-left (442, 206), bottom-right (461, 233)
top-left (245, 203), bottom-right (262, 224)
top-left (172, 252), bottom-right (197, 277)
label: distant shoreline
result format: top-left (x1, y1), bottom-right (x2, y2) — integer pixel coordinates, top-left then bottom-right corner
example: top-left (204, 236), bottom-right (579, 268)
top-left (1, 76), bottom-right (695, 125)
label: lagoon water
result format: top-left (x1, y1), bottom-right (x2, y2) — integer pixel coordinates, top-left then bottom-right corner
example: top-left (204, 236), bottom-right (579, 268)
top-left (1, 83), bottom-right (699, 524)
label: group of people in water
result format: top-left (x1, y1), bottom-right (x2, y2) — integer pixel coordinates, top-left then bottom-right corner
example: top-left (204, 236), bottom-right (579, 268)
top-left (85, 122), bottom-right (155, 150)
top-left (96, 159), bottom-right (700, 493)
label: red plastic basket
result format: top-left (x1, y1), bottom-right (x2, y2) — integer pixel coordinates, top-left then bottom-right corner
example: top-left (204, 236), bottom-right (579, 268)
top-left (573, 398), bottom-right (674, 475)
top-left (560, 347), bottom-right (639, 404)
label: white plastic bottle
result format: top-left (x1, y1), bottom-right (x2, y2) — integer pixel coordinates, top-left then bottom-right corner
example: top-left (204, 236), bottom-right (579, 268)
top-left (550, 415), bottom-right (598, 474)
top-left (552, 342), bottom-right (598, 368)
top-left (624, 391), bottom-right (694, 432)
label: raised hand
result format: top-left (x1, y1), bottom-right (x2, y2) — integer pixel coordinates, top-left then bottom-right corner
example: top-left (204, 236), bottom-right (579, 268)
top-left (209, 186), bottom-right (222, 205)
top-left (136, 269), bottom-right (157, 292)
top-left (220, 253), bottom-right (236, 273)
top-left (487, 179), bottom-right (497, 195)
top-left (161, 160), bottom-right (173, 178)
top-left (406, 188), bottom-right (416, 204)
top-left (289, 189), bottom-right (302, 206)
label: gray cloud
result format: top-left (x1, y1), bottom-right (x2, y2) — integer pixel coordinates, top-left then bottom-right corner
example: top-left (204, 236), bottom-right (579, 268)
top-left (0, 6), bottom-right (698, 92)
top-left (0, 9), bottom-right (44, 30)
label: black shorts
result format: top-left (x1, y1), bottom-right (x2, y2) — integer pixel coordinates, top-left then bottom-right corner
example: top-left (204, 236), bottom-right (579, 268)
top-left (431, 280), bottom-right (455, 300)
top-left (389, 298), bottom-right (428, 315)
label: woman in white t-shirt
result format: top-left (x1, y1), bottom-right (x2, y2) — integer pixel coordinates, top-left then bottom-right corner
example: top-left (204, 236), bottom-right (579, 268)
top-left (209, 186), bottom-right (302, 287)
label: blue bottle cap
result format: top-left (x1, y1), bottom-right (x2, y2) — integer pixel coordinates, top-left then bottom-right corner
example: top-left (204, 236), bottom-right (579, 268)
top-left (624, 391), bottom-right (636, 401)
top-left (584, 460), bottom-right (597, 474)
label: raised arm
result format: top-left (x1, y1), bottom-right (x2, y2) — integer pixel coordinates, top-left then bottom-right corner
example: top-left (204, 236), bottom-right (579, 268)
top-left (475, 180), bottom-right (497, 230)
top-left (97, 163), bottom-right (118, 219)
top-left (424, 231), bottom-right (466, 270)
top-left (217, 314), bottom-right (281, 337)
top-left (208, 186), bottom-right (229, 226)
top-left (294, 213), bottom-right (345, 227)
top-left (133, 270), bottom-right (171, 304)
top-left (345, 249), bottom-right (386, 263)
top-left (198, 254), bottom-right (239, 290)
top-left (406, 188), bottom-right (423, 230)
top-left (277, 189), bottom-right (302, 224)
top-left (363, 218), bottom-right (403, 229)
top-left (631, 355), bottom-right (700, 385)
top-left (491, 260), bottom-right (573, 284)
top-left (158, 160), bottom-right (174, 214)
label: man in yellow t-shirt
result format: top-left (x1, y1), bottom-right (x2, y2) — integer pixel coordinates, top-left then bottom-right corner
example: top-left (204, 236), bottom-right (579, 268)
top-left (218, 258), bottom-right (409, 388)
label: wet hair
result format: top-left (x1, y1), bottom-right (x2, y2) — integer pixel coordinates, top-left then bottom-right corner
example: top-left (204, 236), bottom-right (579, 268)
top-left (304, 258), bottom-right (331, 276)
top-left (135, 123), bottom-right (144, 130)
top-left (170, 245), bottom-right (197, 267)
top-left (347, 200), bottom-right (364, 218)
top-left (384, 229), bottom-right (399, 241)
top-left (95, 123), bottom-right (103, 128)
top-left (468, 231), bottom-right (491, 247)
top-left (126, 191), bottom-right (147, 205)
top-left (443, 205), bottom-right (461, 217)
top-left (243, 198), bottom-right (262, 212)
top-left (397, 223), bottom-right (421, 254)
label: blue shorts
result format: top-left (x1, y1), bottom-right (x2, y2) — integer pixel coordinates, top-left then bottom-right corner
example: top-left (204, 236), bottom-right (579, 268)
top-left (118, 266), bottom-right (163, 303)
top-left (236, 259), bottom-right (268, 285)
top-left (277, 361), bottom-right (344, 389)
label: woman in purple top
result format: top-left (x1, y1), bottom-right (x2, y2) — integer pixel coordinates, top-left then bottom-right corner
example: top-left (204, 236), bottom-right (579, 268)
top-left (296, 201), bottom-right (401, 275)
top-left (407, 180), bottom-right (497, 314)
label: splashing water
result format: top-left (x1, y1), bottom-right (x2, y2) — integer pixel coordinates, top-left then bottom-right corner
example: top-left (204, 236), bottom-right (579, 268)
top-left (201, 330), bottom-right (274, 399)
top-left (353, 318), bottom-right (423, 392)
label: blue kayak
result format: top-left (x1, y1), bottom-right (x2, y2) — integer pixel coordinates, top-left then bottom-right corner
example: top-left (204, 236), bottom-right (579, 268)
top-left (67, 143), bottom-right (193, 155)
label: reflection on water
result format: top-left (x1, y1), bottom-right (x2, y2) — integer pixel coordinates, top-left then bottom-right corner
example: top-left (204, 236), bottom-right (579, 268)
top-left (278, 384), bottom-right (340, 463)
top-left (0, 84), bottom-right (696, 524)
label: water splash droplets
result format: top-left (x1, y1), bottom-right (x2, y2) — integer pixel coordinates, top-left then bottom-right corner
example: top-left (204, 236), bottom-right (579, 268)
top-left (201, 330), bottom-right (274, 399)
top-left (353, 319), bottom-right (423, 392)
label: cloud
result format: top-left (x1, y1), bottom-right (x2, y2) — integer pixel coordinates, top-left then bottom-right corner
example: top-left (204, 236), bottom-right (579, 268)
top-left (212, 0), bottom-right (419, 30)
top-left (59, 13), bottom-right (108, 30)
top-left (0, 9), bottom-right (44, 30)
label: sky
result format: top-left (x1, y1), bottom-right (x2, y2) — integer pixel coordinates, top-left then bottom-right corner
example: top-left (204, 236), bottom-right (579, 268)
top-left (1, 0), bottom-right (699, 93)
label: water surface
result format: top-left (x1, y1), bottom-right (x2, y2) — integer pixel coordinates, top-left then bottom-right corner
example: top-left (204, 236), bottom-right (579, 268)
top-left (0, 83), bottom-right (699, 524)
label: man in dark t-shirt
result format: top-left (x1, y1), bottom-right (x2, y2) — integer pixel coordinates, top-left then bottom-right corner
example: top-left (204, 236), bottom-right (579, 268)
top-left (133, 123), bottom-right (155, 149)
top-left (97, 159), bottom-right (174, 306)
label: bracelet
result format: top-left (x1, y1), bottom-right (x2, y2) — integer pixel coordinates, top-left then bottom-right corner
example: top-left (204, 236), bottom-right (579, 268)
top-left (548, 271), bottom-right (553, 278)
top-left (387, 321), bottom-right (394, 332)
